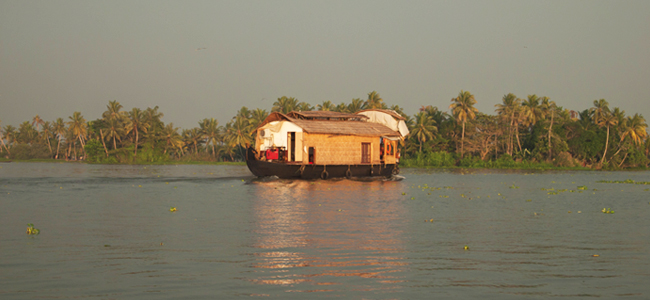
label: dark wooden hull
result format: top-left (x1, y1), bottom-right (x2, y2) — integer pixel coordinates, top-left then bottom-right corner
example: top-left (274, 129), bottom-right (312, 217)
top-left (246, 147), bottom-right (399, 179)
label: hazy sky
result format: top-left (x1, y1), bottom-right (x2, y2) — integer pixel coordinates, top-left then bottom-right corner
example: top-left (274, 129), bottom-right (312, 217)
top-left (1, 0), bottom-right (649, 129)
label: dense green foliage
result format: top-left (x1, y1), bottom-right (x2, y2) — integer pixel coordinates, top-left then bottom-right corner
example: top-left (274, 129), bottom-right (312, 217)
top-left (1, 91), bottom-right (648, 169)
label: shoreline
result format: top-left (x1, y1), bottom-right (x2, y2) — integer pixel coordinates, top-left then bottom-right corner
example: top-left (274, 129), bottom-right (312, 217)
top-left (4, 158), bottom-right (648, 171)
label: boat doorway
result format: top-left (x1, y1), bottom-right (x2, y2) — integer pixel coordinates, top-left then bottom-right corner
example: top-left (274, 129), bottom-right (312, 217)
top-left (308, 147), bottom-right (315, 164)
top-left (288, 132), bottom-right (296, 162)
top-left (361, 143), bottom-right (370, 163)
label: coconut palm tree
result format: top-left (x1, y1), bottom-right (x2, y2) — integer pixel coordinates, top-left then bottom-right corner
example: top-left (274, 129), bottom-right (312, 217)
top-left (102, 100), bottom-right (125, 121)
top-left (335, 102), bottom-right (348, 113)
top-left (620, 114), bottom-right (648, 146)
top-left (200, 118), bottom-right (220, 157)
top-left (0, 121), bottom-right (10, 155)
top-left (103, 118), bottom-right (124, 150)
top-left (297, 102), bottom-right (313, 112)
top-left (449, 90), bottom-right (478, 158)
top-left (236, 106), bottom-right (252, 119)
top-left (541, 97), bottom-right (558, 159)
top-left (317, 101), bottom-right (336, 111)
top-left (250, 108), bottom-right (269, 131)
top-left (67, 112), bottom-right (87, 157)
top-left (17, 121), bottom-right (38, 144)
top-left (182, 128), bottom-right (203, 155)
top-left (272, 96), bottom-right (299, 114)
top-left (162, 123), bottom-right (184, 156)
top-left (347, 98), bottom-right (364, 113)
top-left (53, 118), bottom-right (66, 159)
top-left (125, 108), bottom-right (149, 158)
top-left (364, 91), bottom-right (385, 109)
top-left (495, 93), bottom-right (521, 155)
top-left (31, 115), bottom-right (45, 132)
top-left (224, 116), bottom-right (253, 160)
top-left (40, 121), bottom-right (54, 154)
top-left (522, 94), bottom-right (543, 128)
top-left (410, 112), bottom-right (438, 153)
top-left (3, 125), bottom-right (16, 153)
top-left (590, 100), bottom-right (617, 164)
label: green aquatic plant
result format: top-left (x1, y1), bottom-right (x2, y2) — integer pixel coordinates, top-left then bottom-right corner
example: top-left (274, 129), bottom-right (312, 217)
top-left (577, 186), bottom-right (587, 190)
top-left (597, 179), bottom-right (650, 185)
top-left (509, 184), bottom-right (519, 189)
top-left (601, 208), bottom-right (615, 214)
top-left (26, 223), bottom-right (40, 235)
top-left (170, 207), bottom-right (177, 212)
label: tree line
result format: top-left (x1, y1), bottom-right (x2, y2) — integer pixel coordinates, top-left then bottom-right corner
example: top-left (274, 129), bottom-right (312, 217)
top-left (1, 90), bottom-right (648, 169)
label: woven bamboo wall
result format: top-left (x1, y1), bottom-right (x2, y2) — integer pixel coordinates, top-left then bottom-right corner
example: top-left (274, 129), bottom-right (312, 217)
top-left (302, 134), bottom-right (382, 165)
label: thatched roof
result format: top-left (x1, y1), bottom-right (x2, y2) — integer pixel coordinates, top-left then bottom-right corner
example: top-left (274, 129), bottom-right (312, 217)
top-left (257, 111), bottom-right (401, 137)
top-left (291, 118), bottom-right (401, 137)
top-left (287, 111), bottom-right (368, 120)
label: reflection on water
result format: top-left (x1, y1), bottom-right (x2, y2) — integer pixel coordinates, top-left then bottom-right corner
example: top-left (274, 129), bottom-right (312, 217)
top-left (0, 163), bottom-right (649, 299)
top-left (249, 179), bottom-right (408, 294)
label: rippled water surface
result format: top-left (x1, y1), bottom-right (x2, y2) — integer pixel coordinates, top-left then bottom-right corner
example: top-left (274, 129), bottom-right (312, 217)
top-left (1, 162), bottom-right (649, 299)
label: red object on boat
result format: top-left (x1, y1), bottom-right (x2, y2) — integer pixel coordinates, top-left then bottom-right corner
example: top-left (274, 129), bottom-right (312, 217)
top-left (266, 149), bottom-right (279, 160)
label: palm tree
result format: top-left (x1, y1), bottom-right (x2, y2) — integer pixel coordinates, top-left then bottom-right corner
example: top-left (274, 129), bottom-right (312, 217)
top-left (620, 114), bottom-right (648, 146)
top-left (102, 100), bottom-right (124, 121)
top-left (495, 93), bottom-right (521, 155)
top-left (237, 106), bottom-right (252, 119)
top-left (32, 115), bottom-right (45, 132)
top-left (449, 90), bottom-right (478, 158)
top-left (541, 97), bottom-right (558, 160)
top-left (249, 108), bottom-right (269, 131)
top-left (347, 98), bottom-right (364, 113)
top-left (40, 121), bottom-right (54, 154)
top-left (364, 91), bottom-right (385, 109)
top-left (67, 112), bottom-right (87, 157)
top-left (182, 128), bottom-right (203, 155)
top-left (200, 118), bottom-right (220, 157)
top-left (272, 96), bottom-right (299, 114)
top-left (53, 118), bottom-right (66, 159)
top-left (317, 101), bottom-right (336, 111)
top-left (17, 121), bottom-right (38, 144)
top-left (590, 99), bottom-right (616, 164)
top-left (125, 108), bottom-right (149, 158)
top-left (335, 102), bottom-right (348, 113)
top-left (162, 123), bottom-right (184, 156)
top-left (224, 116), bottom-right (253, 160)
top-left (522, 94), bottom-right (543, 128)
top-left (103, 118), bottom-right (124, 150)
top-left (410, 112), bottom-right (438, 153)
top-left (0, 120), bottom-right (10, 155)
top-left (297, 102), bottom-right (313, 112)
top-left (3, 125), bottom-right (16, 150)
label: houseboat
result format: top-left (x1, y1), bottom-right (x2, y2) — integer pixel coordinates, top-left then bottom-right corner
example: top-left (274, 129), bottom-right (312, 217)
top-left (246, 109), bottom-right (410, 179)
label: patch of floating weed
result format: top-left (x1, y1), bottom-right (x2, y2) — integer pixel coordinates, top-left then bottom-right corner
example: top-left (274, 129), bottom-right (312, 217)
top-left (26, 223), bottom-right (40, 235)
top-left (170, 207), bottom-right (177, 212)
top-left (597, 179), bottom-right (650, 185)
top-left (601, 208), bottom-right (615, 214)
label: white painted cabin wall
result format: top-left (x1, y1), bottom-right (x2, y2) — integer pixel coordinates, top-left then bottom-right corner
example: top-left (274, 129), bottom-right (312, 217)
top-left (258, 121), bottom-right (303, 151)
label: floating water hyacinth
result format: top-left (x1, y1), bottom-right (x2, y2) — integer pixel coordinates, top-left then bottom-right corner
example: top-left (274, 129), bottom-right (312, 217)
top-left (597, 179), bottom-right (650, 185)
top-left (577, 186), bottom-right (587, 190)
top-left (170, 207), bottom-right (177, 212)
top-left (602, 208), bottom-right (615, 214)
top-left (26, 223), bottom-right (40, 235)
top-left (509, 185), bottom-right (519, 189)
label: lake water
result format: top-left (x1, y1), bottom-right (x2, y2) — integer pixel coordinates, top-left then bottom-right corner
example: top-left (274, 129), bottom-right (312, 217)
top-left (1, 162), bottom-right (649, 299)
